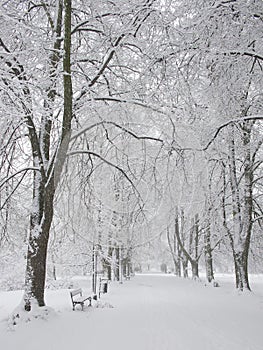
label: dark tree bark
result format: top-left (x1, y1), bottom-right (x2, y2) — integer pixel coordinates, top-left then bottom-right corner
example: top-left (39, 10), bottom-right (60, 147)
top-left (23, 0), bottom-right (72, 311)
top-left (24, 178), bottom-right (55, 310)
top-left (204, 206), bottom-right (214, 283)
top-left (115, 246), bottom-right (120, 282)
top-left (102, 246), bottom-right (114, 281)
top-left (227, 123), bottom-right (254, 291)
top-left (167, 207), bottom-right (185, 276)
top-left (204, 229), bottom-right (214, 283)
top-left (180, 209), bottom-right (189, 277)
top-left (167, 227), bottom-right (181, 276)
top-left (174, 213), bottom-right (201, 280)
top-left (190, 214), bottom-right (200, 279)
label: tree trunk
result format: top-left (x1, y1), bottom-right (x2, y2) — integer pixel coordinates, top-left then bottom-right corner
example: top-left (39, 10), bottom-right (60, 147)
top-left (24, 176), bottom-right (55, 310)
top-left (228, 123), bottom-right (253, 291)
top-left (180, 209), bottom-right (188, 278)
top-left (189, 215), bottom-right (200, 279)
top-left (173, 213), bottom-right (200, 280)
top-left (204, 209), bottom-right (214, 283)
top-left (23, 0), bottom-right (72, 311)
top-left (92, 244), bottom-right (98, 294)
top-left (191, 260), bottom-right (199, 279)
top-left (174, 212), bottom-right (182, 276)
top-left (123, 257), bottom-right (127, 277)
top-left (167, 226), bottom-right (181, 277)
top-left (233, 250), bottom-right (250, 290)
top-left (115, 246), bottom-right (120, 281)
top-left (182, 259), bottom-right (188, 278)
top-left (104, 246), bottom-right (113, 281)
top-left (204, 236), bottom-right (214, 283)
top-left (167, 207), bottom-right (184, 276)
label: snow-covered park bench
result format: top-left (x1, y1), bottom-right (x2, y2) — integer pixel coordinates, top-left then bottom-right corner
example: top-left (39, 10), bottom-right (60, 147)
top-left (70, 288), bottom-right (93, 311)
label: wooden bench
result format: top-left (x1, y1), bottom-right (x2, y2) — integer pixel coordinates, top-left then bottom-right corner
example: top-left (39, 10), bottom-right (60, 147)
top-left (70, 288), bottom-right (92, 311)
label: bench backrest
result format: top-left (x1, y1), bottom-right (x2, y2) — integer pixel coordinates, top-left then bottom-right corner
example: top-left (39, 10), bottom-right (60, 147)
top-left (70, 288), bottom-right (82, 298)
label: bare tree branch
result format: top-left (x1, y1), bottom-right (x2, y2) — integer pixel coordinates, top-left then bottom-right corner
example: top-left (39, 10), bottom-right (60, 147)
top-left (71, 120), bottom-right (164, 143)
top-left (203, 115), bottom-right (263, 151)
top-left (0, 167), bottom-right (39, 189)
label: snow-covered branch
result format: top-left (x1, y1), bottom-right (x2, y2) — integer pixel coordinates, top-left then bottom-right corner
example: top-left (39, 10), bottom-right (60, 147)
top-left (71, 120), bottom-right (164, 143)
top-left (66, 149), bottom-right (145, 210)
top-left (203, 115), bottom-right (263, 151)
top-left (0, 167), bottom-right (39, 189)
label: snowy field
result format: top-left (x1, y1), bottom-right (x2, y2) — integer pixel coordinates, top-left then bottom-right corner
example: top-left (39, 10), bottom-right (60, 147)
top-left (1, 274), bottom-right (263, 350)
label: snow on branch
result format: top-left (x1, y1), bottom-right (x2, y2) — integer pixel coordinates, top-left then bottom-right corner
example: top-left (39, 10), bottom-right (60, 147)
top-left (230, 51), bottom-right (263, 62)
top-left (71, 120), bottom-right (164, 143)
top-left (0, 167), bottom-right (39, 189)
top-left (71, 20), bottom-right (104, 35)
top-left (67, 149), bottom-right (137, 188)
top-left (92, 96), bottom-right (170, 117)
top-left (66, 149), bottom-right (146, 213)
top-left (75, 1), bottom-right (155, 100)
top-left (203, 115), bottom-right (263, 151)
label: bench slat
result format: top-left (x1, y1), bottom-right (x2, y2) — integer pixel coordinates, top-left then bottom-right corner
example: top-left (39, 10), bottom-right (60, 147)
top-left (70, 288), bottom-right (82, 297)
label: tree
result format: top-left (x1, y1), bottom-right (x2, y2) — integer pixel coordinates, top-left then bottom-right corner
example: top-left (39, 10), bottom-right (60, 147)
top-left (1, 0), bottom-right (162, 313)
top-left (170, 0), bottom-right (263, 290)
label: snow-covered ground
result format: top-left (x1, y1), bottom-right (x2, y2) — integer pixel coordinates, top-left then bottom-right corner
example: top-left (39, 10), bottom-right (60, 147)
top-left (1, 274), bottom-right (263, 350)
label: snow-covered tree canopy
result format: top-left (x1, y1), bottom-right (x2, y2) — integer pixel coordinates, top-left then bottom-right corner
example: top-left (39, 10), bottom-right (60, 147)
top-left (0, 1), bottom-right (262, 314)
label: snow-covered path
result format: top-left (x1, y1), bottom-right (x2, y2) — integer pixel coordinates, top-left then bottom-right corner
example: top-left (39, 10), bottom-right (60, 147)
top-left (1, 274), bottom-right (263, 350)
top-left (90, 275), bottom-right (263, 350)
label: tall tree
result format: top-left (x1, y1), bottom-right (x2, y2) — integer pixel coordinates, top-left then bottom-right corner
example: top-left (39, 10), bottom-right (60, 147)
top-left (0, 0), bottom-right (160, 312)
